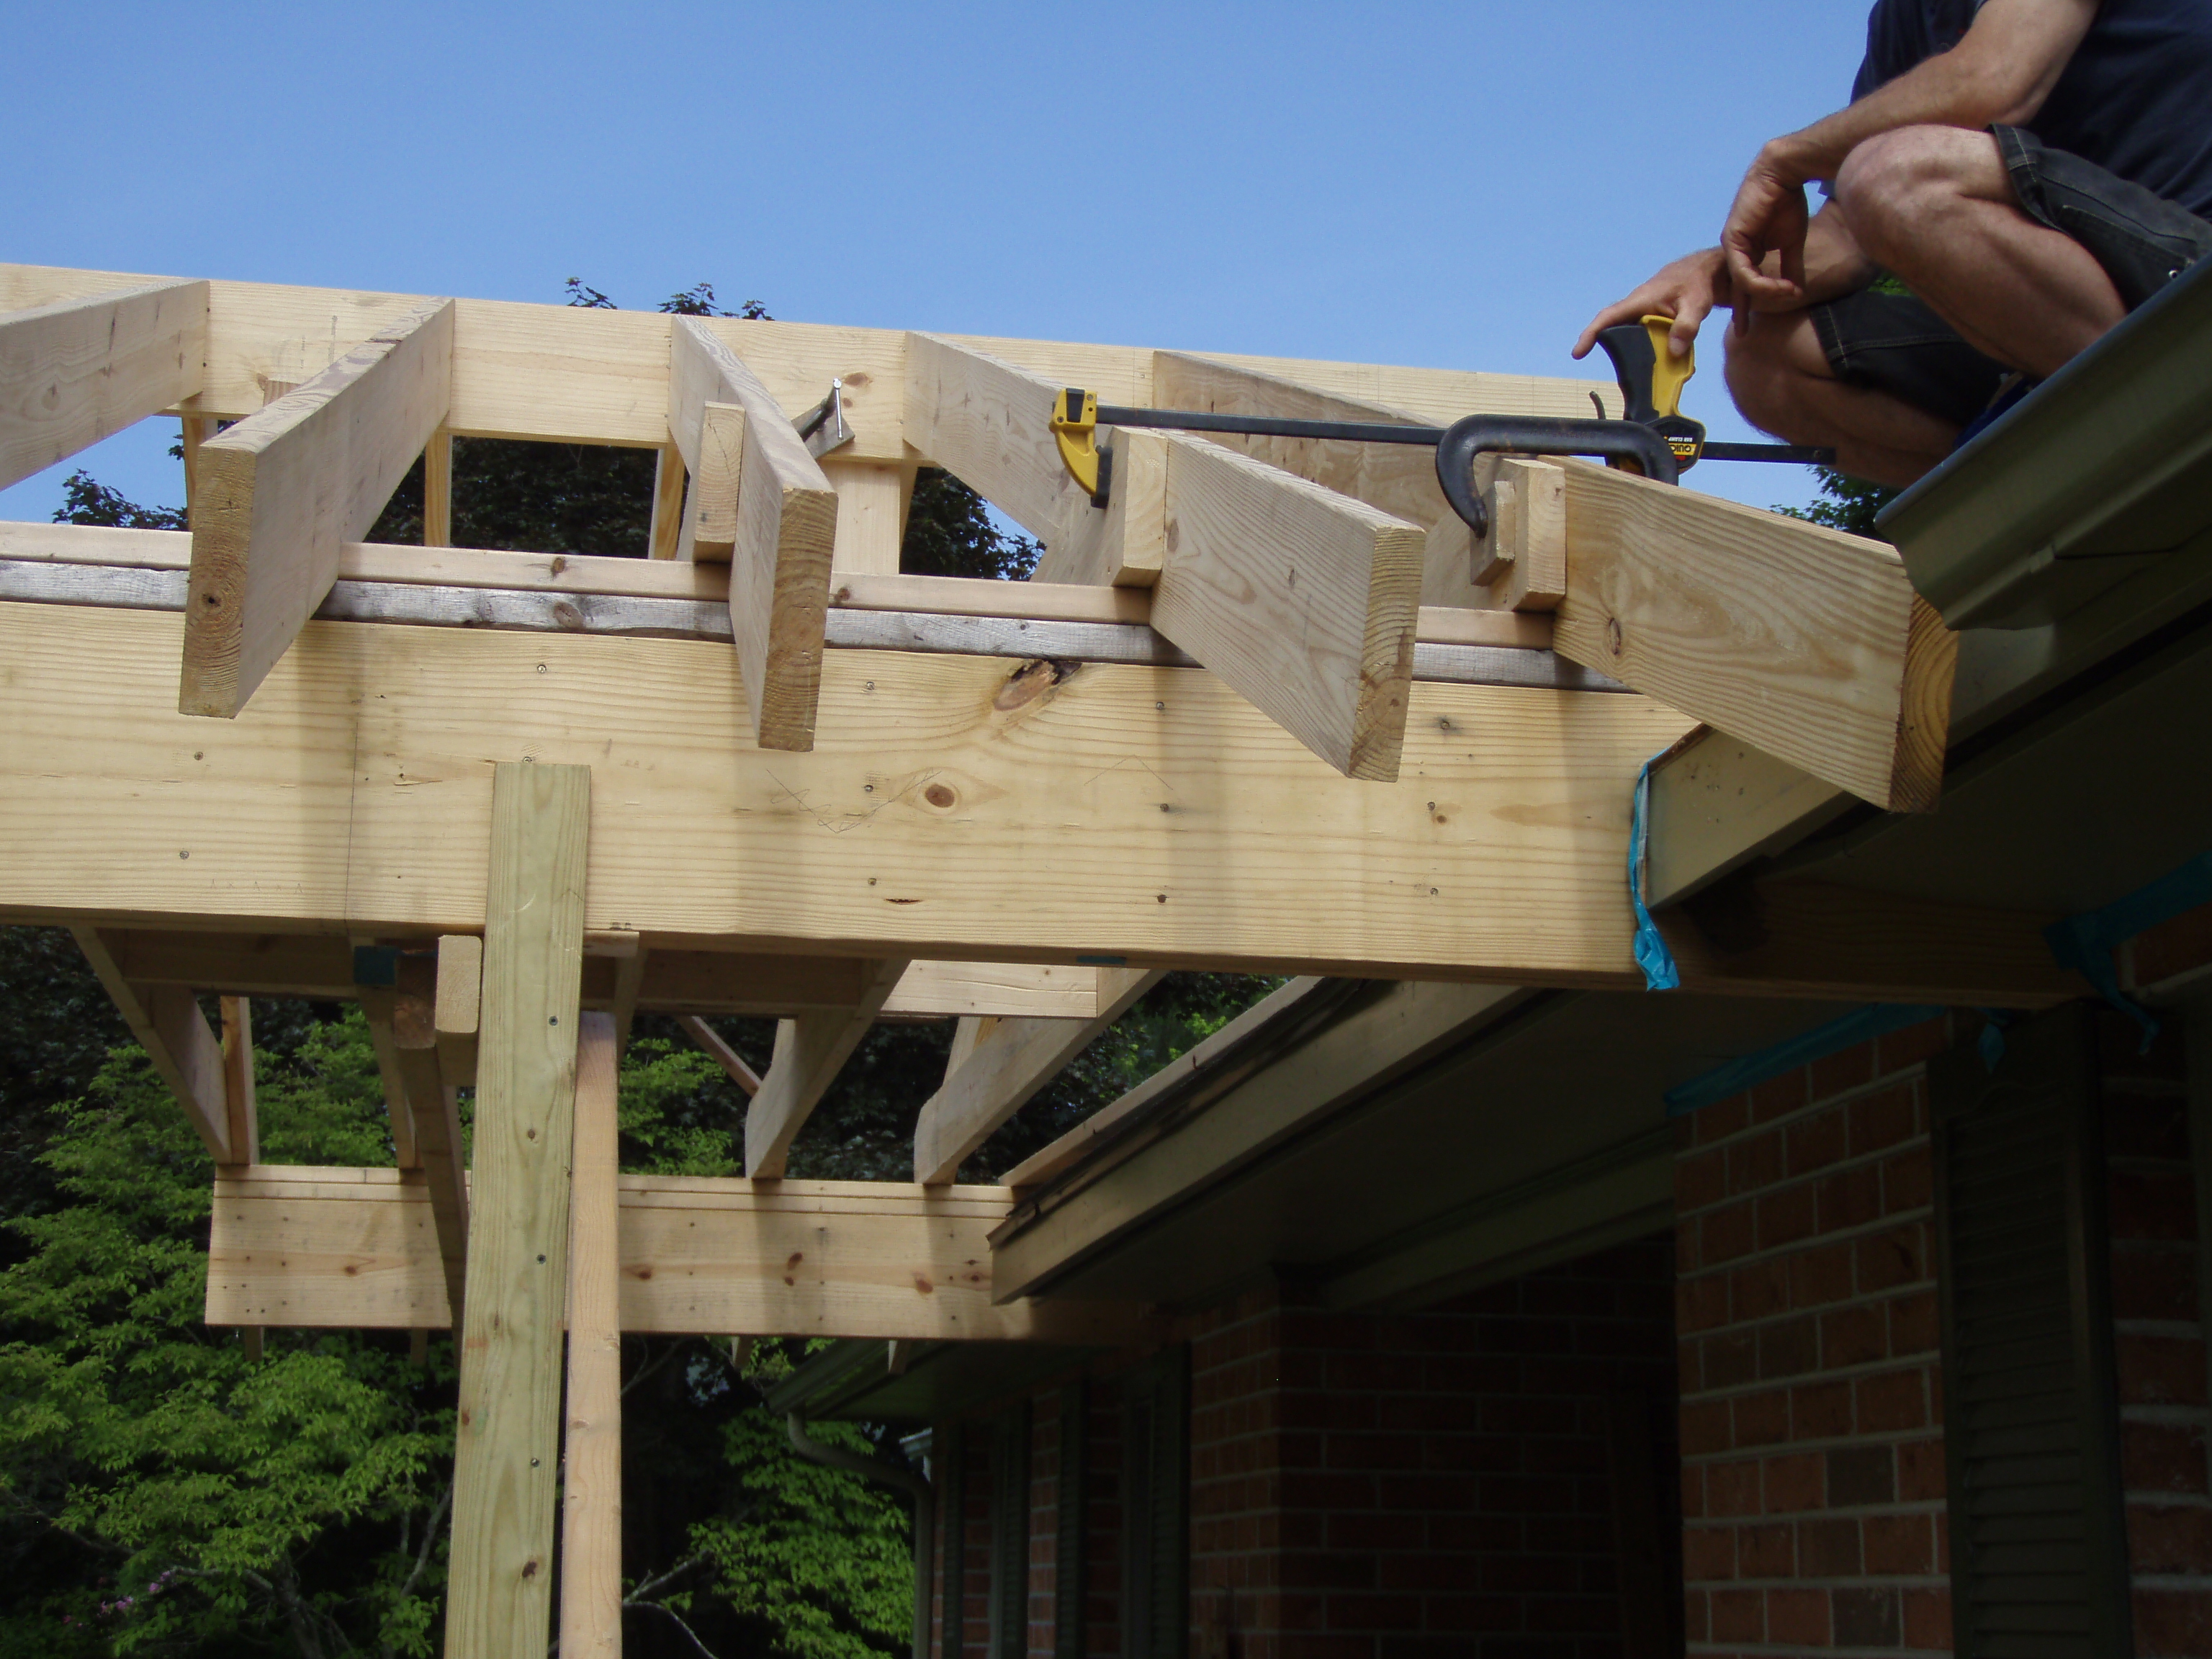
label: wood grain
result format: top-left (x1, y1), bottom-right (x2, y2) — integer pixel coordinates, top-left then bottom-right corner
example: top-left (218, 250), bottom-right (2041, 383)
top-left (745, 958), bottom-right (909, 1177)
top-left (0, 279), bottom-right (207, 491)
top-left (559, 1013), bottom-right (622, 1659)
top-left (445, 762), bottom-right (589, 1659)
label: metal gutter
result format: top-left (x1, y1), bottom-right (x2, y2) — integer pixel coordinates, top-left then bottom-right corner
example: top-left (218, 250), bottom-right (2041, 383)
top-left (1880, 256), bottom-right (2212, 629)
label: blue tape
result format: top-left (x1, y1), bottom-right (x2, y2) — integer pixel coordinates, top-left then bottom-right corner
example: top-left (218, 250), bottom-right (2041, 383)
top-left (1664, 1002), bottom-right (1947, 1118)
top-left (1629, 749), bottom-right (1680, 992)
top-left (2043, 848), bottom-right (2212, 1054)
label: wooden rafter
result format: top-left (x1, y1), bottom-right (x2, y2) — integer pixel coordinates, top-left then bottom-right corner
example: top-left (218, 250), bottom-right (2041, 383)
top-left (744, 958), bottom-right (909, 1179)
top-left (0, 279), bottom-right (207, 492)
top-left (70, 925), bottom-right (233, 1164)
top-left (181, 297), bottom-right (453, 717)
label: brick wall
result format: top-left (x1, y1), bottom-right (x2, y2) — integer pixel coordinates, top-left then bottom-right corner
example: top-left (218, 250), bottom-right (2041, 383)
top-left (1673, 1013), bottom-right (1955, 1658)
top-left (1185, 1246), bottom-right (1678, 1659)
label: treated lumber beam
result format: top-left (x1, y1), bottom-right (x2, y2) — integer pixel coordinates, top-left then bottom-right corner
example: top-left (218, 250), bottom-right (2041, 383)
top-left (436, 935), bottom-right (482, 1090)
top-left (1035, 426), bottom-right (1172, 588)
top-left (0, 603), bottom-right (1694, 984)
top-left (181, 297), bottom-right (454, 717)
top-left (1148, 351), bottom-right (1485, 605)
top-left (361, 990), bottom-right (422, 1169)
top-left (668, 318), bottom-right (840, 752)
top-left (677, 1015), bottom-right (762, 1095)
top-left (423, 430), bottom-right (453, 547)
top-left (990, 981), bottom-right (1527, 1302)
top-left (745, 958), bottom-right (910, 1178)
top-left (69, 926), bottom-right (231, 1164)
top-left (677, 401), bottom-right (746, 562)
top-left (219, 997), bottom-right (258, 1166)
top-left (1, 279), bottom-right (208, 491)
top-left (824, 460), bottom-right (914, 575)
top-left (1550, 459), bottom-right (1955, 813)
top-left (205, 1164), bottom-right (1156, 1343)
top-left (1, 262), bottom-right (1613, 457)
top-left (888, 961), bottom-right (1104, 1020)
top-left (1657, 876), bottom-right (2084, 1007)
top-left (446, 762), bottom-right (590, 1659)
top-left (914, 968), bottom-right (1166, 1185)
top-left (904, 334), bottom-right (1092, 543)
top-left (1151, 434), bottom-right (1424, 781)
top-left (646, 443), bottom-right (685, 560)
top-left (1468, 455), bottom-right (1567, 612)
top-left (559, 1013), bottom-right (622, 1659)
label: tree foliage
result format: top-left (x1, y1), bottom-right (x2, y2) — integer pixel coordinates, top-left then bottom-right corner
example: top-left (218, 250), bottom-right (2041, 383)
top-left (1774, 466), bottom-right (1899, 539)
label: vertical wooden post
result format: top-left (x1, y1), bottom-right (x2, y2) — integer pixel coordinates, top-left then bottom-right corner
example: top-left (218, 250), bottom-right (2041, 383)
top-left (647, 444), bottom-right (685, 559)
top-left (560, 1011), bottom-right (624, 1657)
top-left (445, 761), bottom-right (591, 1659)
top-left (824, 460), bottom-right (915, 575)
top-left (220, 995), bottom-right (265, 1362)
top-left (180, 415), bottom-right (217, 529)
top-left (424, 429), bottom-right (454, 547)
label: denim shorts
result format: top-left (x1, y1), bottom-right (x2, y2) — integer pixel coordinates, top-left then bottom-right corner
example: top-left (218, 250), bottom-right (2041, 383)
top-left (1809, 124), bottom-right (2212, 427)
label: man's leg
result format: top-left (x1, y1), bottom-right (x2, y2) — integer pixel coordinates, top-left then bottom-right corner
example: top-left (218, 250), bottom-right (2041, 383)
top-left (1723, 309), bottom-right (1959, 488)
top-left (1833, 125), bottom-right (2126, 378)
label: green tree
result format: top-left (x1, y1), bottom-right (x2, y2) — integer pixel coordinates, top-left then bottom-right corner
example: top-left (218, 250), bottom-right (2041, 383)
top-left (1776, 465), bottom-right (1899, 538)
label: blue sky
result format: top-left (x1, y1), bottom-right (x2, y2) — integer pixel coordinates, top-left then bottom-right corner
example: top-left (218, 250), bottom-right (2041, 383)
top-left (2, 1), bottom-right (1874, 524)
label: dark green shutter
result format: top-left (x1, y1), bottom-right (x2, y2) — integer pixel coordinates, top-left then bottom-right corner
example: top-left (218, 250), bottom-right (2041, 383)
top-left (1056, 1381), bottom-right (1088, 1659)
top-left (940, 1422), bottom-right (965, 1659)
top-left (990, 1401), bottom-right (1032, 1659)
top-left (1932, 1004), bottom-right (2134, 1658)
top-left (1120, 1349), bottom-right (1189, 1659)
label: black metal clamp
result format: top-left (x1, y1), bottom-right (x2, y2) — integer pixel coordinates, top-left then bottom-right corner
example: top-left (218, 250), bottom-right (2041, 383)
top-left (1433, 415), bottom-right (1680, 539)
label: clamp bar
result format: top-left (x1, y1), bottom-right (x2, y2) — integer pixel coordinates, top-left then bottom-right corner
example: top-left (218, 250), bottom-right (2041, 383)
top-left (1434, 415), bottom-right (1680, 539)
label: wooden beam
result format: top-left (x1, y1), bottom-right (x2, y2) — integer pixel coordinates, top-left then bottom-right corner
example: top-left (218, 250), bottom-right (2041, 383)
top-left (559, 1012), bottom-right (622, 1659)
top-left (220, 996), bottom-right (259, 1166)
top-left (1657, 876), bottom-right (2085, 1007)
top-left (361, 990), bottom-right (421, 1169)
top-left (667, 318), bottom-right (839, 752)
top-left (0, 279), bottom-right (208, 491)
top-left (1, 262), bottom-right (1612, 457)
top-left (611, 947), bottom-right (647, 1053)
top-left (647, 443), bottom-right (685, 561)
top-left (1468, 455), bottom-right (1567, 612)
top-left (1550, 459), bottom-right (1956, 812)
top-left (904, 334), bottom-right (1090, 543)
top-left (1151, 434), bottom-right (1424, 781)
top-left (205, 1164), bottom-right (1156, 1344)
top-left (423, 430), bottom-right (453, 548)
top-left (1148, 350), bottom-right (1487, 605)
top-left (677, 1015), bottom-right (762, 1096)
top-left (745, 958), bottom-right (909, 1178)
top-left (436, 934), bottom-right (482, 1090)
top-left (446, 761), bottom-right (590, 1659)
top-left (886, 961), bottom-right (1105, 1020)
top-left (914, 968), bottom-right (1165, 1185)
top-left (824, 460), bottom-right (914, 575)
top-left (677, 401), bottom-right (745, 562)
top-left (990, 981), bottom-right (1526, 1302)
top-left (1038, 427), bottom-right (1171, 588)
top-left (68, 926), bottom-right (230, 1163)
top-left (0, 603), bottom-right (1694, 984)
top-left (181, 296), bottom-right (454, 717)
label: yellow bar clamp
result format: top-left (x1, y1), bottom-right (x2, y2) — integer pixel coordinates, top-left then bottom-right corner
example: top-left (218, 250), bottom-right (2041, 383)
top-left (1051, 387), bottom-right (1102, 500)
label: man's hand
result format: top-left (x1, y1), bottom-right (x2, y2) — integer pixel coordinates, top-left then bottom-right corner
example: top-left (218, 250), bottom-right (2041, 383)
top-left (1571, 248), bottom-right (1730, 361)
top-left (1722, 142), bottom-right (1814, 319)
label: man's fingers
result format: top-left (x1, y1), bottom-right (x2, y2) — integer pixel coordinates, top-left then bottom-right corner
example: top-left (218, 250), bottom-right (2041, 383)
top-left (1573, 297), bottom-right (1650, 359)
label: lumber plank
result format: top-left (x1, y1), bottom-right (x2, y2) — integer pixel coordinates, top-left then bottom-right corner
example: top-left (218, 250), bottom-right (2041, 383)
top-left (436, 935), bottom-right (482, 1090)
top-left (423, 430), bottom-right (453, 547)
top-left (825, 460), bottom-right (913, 575)
top-left (559, 1012), bottom-right (622, 1659)
top-left (361, 990), bottom-right (422, 1169)
top-left (678, 400), bottom-right (746, 562)
top-left (904, 334), bottom-right (1095, 544)
top-left (68, 926), bottom-right (230, 1163)
top-left (886, 961), bottom-right (1103, 1020)
top-left (647, 443), bottom-right (685, 561)
top-left (1, 279), bottom-right (207, 490)
top-left (667, 318), bottom-right (840, 751)
top-left (1036, 428), bottom-right (1172, 588)
top-left (1151, 435), bottom-right (1424, 781)
top-left (1468, 455), bottom-right (1568, 611)
top-left (205, 1164), bottom-right (1154, 1343)
top-left (745, 958), bottom-right (910, 1178)
top-left (219, 997), bottom-right (259, 1166)
top-left (677, 1015), bottom-right (762, 1095)
top-left (1550, 459), bottom-right (1954, 812)
top-left (914, 968), bottom-right (1166, 1185)
top-left (1149, 351), bottom-right (1484, 604)
top-left (0, 603), bottom-right (1693, 984)
top-left (181, 297), bottom-right (454, 717)
top-left (446, 762), bottom-right (590, 1659)
top-left (1657, 876), bottom-right (2082, 1007)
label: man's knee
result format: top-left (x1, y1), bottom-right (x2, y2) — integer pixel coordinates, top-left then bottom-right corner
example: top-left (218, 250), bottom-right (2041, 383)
top-left (1722, 314), bottom-right (1825, 441)
top-left (1835, 125), bottom-right (2002, 261)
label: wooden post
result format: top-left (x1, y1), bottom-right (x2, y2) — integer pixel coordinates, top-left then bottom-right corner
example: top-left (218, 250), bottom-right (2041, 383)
top-left (444, 761), bottom-right (591, 1659)
top-left (647, 444), bottom-right (685, 559)
top-left (559, 1012), bottom-right (623, 1658)
top-left (424, 429), bottom-right (454, 547)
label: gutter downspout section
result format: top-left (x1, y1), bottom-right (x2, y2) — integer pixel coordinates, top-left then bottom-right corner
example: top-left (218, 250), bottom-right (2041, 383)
top-left (786, 1412), bottom-right (933, 1659)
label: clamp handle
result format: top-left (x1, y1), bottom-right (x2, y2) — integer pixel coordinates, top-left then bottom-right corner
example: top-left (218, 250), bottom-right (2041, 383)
top-left (1596, 315), bottom-right (1707, 469)
top-left (1050, 387), bottom-right (1110, 505)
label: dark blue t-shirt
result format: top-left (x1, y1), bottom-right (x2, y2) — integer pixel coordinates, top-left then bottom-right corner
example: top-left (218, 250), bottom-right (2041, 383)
top-left (1852, 0), bottom-right (2212, 215)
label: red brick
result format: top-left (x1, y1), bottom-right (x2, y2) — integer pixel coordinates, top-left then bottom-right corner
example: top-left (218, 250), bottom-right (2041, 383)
top-left (2103, 1094), bottom-right (2191, 1159)
top-left (1876, 1014), bottom-right (1949, 1075)
top-left (1849, 1080), bottom-right (1921, 1156)
top-left (1679, 1271), bottom-right (1730, 1335)
top-left (2110, 1169), bottom-right (2199, 1242)
top-left (1809, 1038), bottom-right (1876, 1102)
top-left (1708, 1459), bottom-right (1762, 1518)
top-left (1790, 1378), bottom-right (1853, 1440)
top-left (1763, 1452), bottom-right (1825, 1514)
top-left (2125, 1501), bottom-right (2212, 1575)
top-left (2118, 1333), bottom-right (2211, 1407)
top-left (1887, 1288), bottom-right (1941, 1358)
top-left (1701, 1200), bottom-right (1758, 1267)
top-left (1694, 1090), bottom-right (1753, 1144)
top-left (1897, 1434), bottom-right (1948, 1502)
top-left (1786, 1104), bottom-right (1850, 1177)
top-left (1815, 1161), bottom-right (1884, 1232)
top-left (1882, 1146), bottom-right (1935, 1214)
top-left (2134, 1588), bottom-right (2212, 1659)
top-left (1820, 1303), bottom-right (1887, 1370)
top-left (1756, 1316), bottom-right (1818, 1382)
top-left (1756, 1187), bottom-right (1822, 1251)
top-left (1902, 1586), bottom-right (1953, 1650)
top-left (2122, 1420), bottom-right (2212, 1496)
top-left (1731, 1389), bottom-right (1789, 1450)
top-left (1858, 1367), bottom-right (1930, 1434)
top-left (1678, 1143), bottom-right (1730, 1213)
top-left (1863, 1511), bottom-right (1934, 1575)
top-left (1790, 1240), bottom-right (1857, 1310)
top-left (1730, 1257), bottom-right (1790, 1323)
top-left (1750, 1069), bottom-right (1809, 1123)
top-left (2110, 1244), bottom-right (2198, 1321)
top-left (1710, 1586), bottom-right (1764, 1642)
top-left (1856, 1222), bottom-right (1930, 1294)
top-left (1766, 1586), bottom-right (1830, 1645)
top-left (1683, 1523), bottom-right (1737, 1582)
top-left (1727, 1125), bottom-right (1786, 1196)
